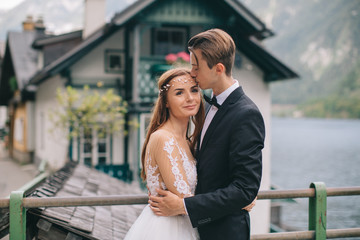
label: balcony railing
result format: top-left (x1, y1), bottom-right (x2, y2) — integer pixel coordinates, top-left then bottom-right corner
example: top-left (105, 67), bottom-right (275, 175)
top-left (138, 56), bottom-right (174, 103)
top-left (0, 180), bottom-right (359, 240)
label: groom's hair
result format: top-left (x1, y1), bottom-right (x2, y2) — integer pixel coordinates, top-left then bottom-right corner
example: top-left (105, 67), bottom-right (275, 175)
top-left (188, 28), bottom-right (235, 77)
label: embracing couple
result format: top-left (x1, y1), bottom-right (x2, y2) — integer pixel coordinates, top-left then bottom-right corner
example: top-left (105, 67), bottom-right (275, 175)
top-left (125, 28), bottom-right (265, 240)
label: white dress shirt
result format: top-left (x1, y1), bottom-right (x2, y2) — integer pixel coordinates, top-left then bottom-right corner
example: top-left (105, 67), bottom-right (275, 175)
top-left (199, 80), bottom-right (239, 148)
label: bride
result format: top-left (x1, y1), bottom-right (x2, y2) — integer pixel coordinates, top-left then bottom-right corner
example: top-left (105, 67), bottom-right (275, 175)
top-left (124, 68), bottom-right (205, 240)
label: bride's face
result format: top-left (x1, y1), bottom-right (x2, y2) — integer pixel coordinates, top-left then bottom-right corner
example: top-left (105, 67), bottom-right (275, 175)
top-left (166, 75), bottom-right (201, 119)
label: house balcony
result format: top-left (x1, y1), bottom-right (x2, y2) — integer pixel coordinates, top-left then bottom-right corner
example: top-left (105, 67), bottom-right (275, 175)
top-left (138, 56), bottom-right (174, 103)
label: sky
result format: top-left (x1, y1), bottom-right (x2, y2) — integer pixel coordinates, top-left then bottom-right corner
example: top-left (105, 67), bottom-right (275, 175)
top-left (0, 0), bottom-right (25, 10)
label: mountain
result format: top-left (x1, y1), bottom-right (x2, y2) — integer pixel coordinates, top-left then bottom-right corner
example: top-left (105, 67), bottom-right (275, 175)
top-left (0, 0), bottom-right (135, 41)
top-left (242, 0), bottom-right (360, 108)
top-left (298, 59), bottom-right (360, 119)
top-left (0, 0), bottom-right (83, 40)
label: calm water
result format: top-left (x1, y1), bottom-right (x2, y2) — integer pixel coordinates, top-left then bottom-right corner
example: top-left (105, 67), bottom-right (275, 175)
top-left (271, 117), bottom-right (360, 234)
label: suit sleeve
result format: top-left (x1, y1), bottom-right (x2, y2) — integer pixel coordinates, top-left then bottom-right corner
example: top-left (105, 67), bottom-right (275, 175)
top-left (184, 106), bottom-right (265, 227)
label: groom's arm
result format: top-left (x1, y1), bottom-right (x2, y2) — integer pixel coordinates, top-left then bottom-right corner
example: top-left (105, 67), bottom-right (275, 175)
top-left (149, 189), bottom-right (257, 216)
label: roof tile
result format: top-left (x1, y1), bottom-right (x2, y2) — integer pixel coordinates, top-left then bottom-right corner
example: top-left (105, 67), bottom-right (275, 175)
top-left (27, 162), bottom-right (146, 239)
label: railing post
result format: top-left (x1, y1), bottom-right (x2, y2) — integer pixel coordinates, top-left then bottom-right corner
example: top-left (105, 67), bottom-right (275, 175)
top-left (309, 182), bottom-right (327, 240)
top-left (10, 191), bottom-right (26, 240)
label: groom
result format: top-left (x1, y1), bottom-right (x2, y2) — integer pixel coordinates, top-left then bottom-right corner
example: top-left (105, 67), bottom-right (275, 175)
top-left (149, 28), bottom-right (265, 240)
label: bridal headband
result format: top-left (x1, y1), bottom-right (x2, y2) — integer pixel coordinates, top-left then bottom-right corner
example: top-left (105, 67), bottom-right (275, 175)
top-left (159, 76), bottom-right (196, 92)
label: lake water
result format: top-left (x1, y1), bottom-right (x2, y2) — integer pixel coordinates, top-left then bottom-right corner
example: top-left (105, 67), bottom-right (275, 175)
top-left (271, 117), bottom-right (360, 235)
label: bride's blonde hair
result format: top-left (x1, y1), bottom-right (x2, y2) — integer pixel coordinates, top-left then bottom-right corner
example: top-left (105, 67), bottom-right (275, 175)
top-left (140, 68), bottom-right (205, 180)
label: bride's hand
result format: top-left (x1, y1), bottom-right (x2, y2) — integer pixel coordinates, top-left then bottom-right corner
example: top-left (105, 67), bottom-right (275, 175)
top-left (149, 188), bottom-right (186, 216)
top-left (242, 197), bottom-right (257, 212)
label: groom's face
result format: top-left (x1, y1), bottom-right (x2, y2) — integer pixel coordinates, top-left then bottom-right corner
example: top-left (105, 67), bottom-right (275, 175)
top-left (190, 49), bottom-right (217, 90)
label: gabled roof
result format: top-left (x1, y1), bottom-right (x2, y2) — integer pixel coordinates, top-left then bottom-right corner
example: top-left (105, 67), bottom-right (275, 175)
top-left (111, 0), bottom-right (157, 26)
top-left (29, 24), bottom-right (117, 85)
top-left (32, 30), bottom-right (82, 49)
top-left (29, 0), bottom-right (297, 85)
top-left (111, 0), bottom-right (273, 40)
top-left (33, 30), bottom-right (83, 67)
top-left (237, 37), bottom-right (299, 81)
top-left (0, 29), bottom-right (83, 105)
top-left (7, 31), bottom-right (38, 90)
top-left (30, 0), bottom-right (156, 85)
top-left (222, 0), bottom-right (274, 39)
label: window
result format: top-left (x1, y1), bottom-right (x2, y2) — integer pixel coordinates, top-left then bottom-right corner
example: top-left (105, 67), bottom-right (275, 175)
top-left (97, 131), bottom-right (108, 166)
top-left (105, 49), bottom-right (125, 73)
top-left (79, 127), bottom-right (110, 167)
top-left (80, 129), bottom-right (93, 167)
top-left (153, 27), bottom-right (187, 55)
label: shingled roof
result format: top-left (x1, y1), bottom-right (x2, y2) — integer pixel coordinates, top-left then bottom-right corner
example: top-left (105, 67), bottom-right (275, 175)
top-left (26, 162), bottom-right (146, 239)
top-left (7, 31), bottom-right (38, 90)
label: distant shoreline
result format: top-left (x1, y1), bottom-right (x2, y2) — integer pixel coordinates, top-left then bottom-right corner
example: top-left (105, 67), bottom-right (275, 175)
top-left (271, 104), bottom-right (303, 118)
top-left (271, 103), bottom-right (360, 120)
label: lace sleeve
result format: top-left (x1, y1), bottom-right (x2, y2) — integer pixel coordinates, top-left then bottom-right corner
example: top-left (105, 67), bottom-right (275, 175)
top-left (148, 132), bottom-right (193, 198)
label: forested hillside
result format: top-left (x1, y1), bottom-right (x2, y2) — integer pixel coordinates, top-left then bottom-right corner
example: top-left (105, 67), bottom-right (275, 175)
top-left (243, 0), bottom-right (360, 118)
top-left (299, 60), bottom-right (360, 118)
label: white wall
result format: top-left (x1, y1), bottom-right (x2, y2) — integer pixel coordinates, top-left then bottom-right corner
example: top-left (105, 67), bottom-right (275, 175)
top-left (69, 28), bottom-right (127, 166)
top-left (35, 76), bottom-right (68, 171)
top-left (72, 29), bottom-right (125, 86)
top-left (0, 106), bottom-right (6, 128)
top-left (233, 54), bottom-right (271, 234)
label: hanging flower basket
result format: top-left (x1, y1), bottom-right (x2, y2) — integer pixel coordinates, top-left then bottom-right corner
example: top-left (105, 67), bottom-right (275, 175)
top-left (165, 51), bottom-right (190, 66)
top-left (151, 52), bottom-right (190, 75)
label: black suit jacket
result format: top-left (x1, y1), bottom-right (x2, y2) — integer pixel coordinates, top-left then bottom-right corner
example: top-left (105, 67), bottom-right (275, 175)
top-left (184, 87), bottom-right (265, 240)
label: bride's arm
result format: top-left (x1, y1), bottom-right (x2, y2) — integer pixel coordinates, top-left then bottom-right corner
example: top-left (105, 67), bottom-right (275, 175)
top-left (148, 132), bottom-right (193, 198)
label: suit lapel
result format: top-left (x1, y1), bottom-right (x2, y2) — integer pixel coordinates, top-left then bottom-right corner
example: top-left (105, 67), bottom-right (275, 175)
top-left (198, 87), bottom-right (245, 161)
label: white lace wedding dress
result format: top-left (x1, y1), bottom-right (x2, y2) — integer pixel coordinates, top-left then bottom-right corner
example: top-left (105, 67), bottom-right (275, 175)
top-left (124, 130), bottom-right (199, 240)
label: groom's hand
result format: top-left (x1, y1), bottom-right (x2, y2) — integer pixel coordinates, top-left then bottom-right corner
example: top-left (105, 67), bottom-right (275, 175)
top-left (149, 188), bottom-right (186, 216)
top-left (242, 197), bottom-right (257, 212)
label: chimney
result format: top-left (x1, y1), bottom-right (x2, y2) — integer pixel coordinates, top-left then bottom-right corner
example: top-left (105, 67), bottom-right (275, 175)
top-left (34, 16), bottom-right (46, 38)
top-left (22, 15), bottom-right (35, 31)
top-left (35, 16), bottom-right (45, 31)
top-left (83, 0), bottom-right (106, 39)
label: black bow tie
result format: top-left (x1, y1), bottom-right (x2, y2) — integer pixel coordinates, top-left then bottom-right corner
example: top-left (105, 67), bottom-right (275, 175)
top-left (204, 95), bottom-right (221, 108)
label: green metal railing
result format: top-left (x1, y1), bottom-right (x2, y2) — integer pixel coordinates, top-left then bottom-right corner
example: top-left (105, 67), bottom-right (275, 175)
top-left (0, 172), bottom-right (49, 240)
top-left (1, 182), bottom-right (360, 240)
